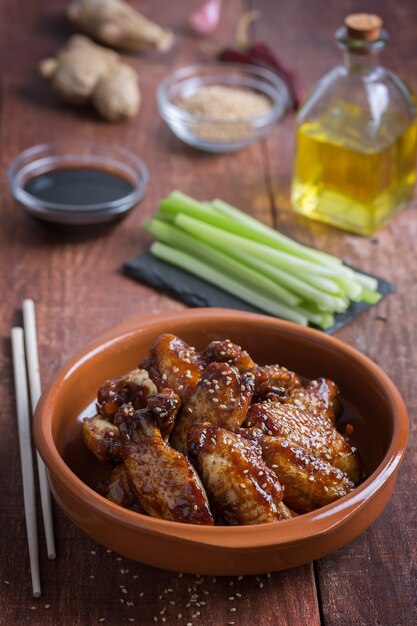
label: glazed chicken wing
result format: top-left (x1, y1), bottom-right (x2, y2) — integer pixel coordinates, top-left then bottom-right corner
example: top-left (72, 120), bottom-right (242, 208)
top-left (253, 364), bottom-right (303, 402)
top-left (115, 403), bottom-right (214, 525)
top-left (187, 423), bottom-right (291, 525)
top-left (283, 378), bottom-right (340, 424)
top-left (170, 362), bottom-right (255, 455)
top-left (83, 415), bottom-right (122, 462)
top-left (97, 368), bottom-right (157, 419)
top-left (97, 463), bottom-right (137, 507)
top-left (243, 401), bottom-right (360, 483)
top-left (203, 339), bottom-right (266, 385)
top-left (146, 388), bottom-right (181, 439)
top-left (141, 334), bottom-right (205, 402)
top-left (254, 435), bottom-right (354, 513)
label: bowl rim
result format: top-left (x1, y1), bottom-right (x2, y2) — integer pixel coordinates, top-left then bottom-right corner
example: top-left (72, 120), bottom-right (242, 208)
top-left (34, 308), bottom-right (409, 550)
top-left (7, 141), bottom-right (148, 214)
top-left (156, 63), bottom-right (289, 128)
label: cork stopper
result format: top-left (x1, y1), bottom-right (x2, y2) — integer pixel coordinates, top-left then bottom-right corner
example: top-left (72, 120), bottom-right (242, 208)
top-left (344, 13), bottom-right (383, 42)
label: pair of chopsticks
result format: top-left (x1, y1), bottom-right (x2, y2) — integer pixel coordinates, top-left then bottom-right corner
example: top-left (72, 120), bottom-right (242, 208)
top-left (11, 299), bottom-right (56, 598)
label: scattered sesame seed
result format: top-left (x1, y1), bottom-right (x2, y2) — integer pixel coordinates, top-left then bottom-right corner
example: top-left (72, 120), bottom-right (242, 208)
top-left (120, 599), bottom-right (125, 604)
top-left (139, 592), bottom-right (144, 597)
top-left (179, 572), bottom-right (184, 578)
top-left (170, 601), bottom-right (175, 605)
top-left (267, 573), bottom-right (271, 578)
top-left (30, 607), bottom-right (36, 611)
top-left (90, 575), bottom-right (95, 579)
top-left (91, 550), bottom-right (96, 555)
top-left (178, 614), bottom-right (182, 619)
top-left (106, 549), bottom-right (112, 553)
top-left (162, 619), bottom-right (166, 623)
top-left (235, 592), bottom-right (241, 598)
top-left (229, 581), bottom-right (234, 586)
top-left (178, 385), bottom-right (184, 391)
top-left (45, 604), bottom-right (50, 609)
top-left (3, 581), bottom-right (9, 585)
top-left (116, 557), bottom-right (122, 561)
top-left (122, 589), bottom-right (128, 594)
top-left (228, 596), bottom-right (235, 600)
top-left (237, 575), bottom-right (243, 580)
top-left (128, 619), bottom-right (135, 622)
top-left (213, 396), bottom-right (220, 402)
top-left (240, 483), bottom-right (246, 489)
top-left (230, 607), bottom-right (237, 612)
top-left (271, 464), bottom-right (278, 469)
top-left (98, 619), bottom-right (105, 623)
top-left (259, 582), bottom-right (264, 588)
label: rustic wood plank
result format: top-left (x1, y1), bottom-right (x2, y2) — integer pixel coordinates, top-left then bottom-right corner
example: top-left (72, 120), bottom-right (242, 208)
top-left (0, 1), bottom-right (320, 625)
top-left (253, 0), bottom-right (417, 624)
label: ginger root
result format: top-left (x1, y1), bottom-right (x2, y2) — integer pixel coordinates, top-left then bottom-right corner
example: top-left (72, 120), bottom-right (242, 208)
top-left (39, 35), bottom-right (140, 121)
top-left (67, 0), bottom-right (174, 53)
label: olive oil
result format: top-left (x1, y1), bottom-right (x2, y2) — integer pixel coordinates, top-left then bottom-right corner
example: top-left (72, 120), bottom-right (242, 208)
top-left (292, 115), bottom-right (417, 235)
top-left (291, 13), bottom-right (417, 236)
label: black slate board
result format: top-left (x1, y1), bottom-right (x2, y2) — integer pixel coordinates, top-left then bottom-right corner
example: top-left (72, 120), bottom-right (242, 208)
top-left (124, 251), bottom-right (395, 334)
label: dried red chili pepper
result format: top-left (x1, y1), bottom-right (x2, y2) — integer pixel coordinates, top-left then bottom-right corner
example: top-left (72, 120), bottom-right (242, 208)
top-left (213, 11), bottom-right (301, 110)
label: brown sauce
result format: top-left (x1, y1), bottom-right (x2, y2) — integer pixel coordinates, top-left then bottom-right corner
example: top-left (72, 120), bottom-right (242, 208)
top-left (23, 166), bottom-right (135, 206)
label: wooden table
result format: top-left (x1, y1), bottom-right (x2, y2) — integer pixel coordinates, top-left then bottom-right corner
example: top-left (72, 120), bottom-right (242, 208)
top-left (1, 1), bottom-right (416, 624)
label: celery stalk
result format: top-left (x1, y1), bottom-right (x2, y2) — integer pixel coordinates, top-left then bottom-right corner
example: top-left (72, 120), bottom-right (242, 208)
top-left (144, 218), bottom-right (300, 307)
top-left (150, 242), bottom-right (309, 326)
top-left (211, 198), bottom-right (343, 267)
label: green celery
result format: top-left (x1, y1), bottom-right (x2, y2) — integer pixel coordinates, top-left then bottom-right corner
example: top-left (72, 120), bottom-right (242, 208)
top-left (150, 242), bottom-right (309, 326)
top-left (211, 198), bottom-right (343, 267)
top-left (144, 218), bottom-right (300, 307)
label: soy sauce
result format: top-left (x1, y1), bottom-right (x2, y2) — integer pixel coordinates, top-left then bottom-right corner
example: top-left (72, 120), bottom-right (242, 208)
top-left (24, 167), bottom-right (135, 206)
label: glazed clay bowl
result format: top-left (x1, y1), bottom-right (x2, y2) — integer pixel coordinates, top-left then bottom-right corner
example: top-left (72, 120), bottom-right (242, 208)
top-left (34, 308), bottom-right (408, 575)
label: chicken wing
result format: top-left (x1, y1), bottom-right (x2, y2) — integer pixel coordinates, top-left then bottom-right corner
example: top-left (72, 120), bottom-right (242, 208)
top-left (97, 368), bottom-right (157, 419)
top-left (97, 463), bottom-right (137, 508)
top-left (243, 401), bottom-right (360, 483)
top-left (115, 403), bottom-right (214, 525)
top-left (202, 339), bottom-right (266, 385)
top-left (254, 435), bottom-right (354, 513)
top-left (187, 423), bottom-right (291, 525)
top-left (283, 378), bottom-right (340, 424)
top-left (170, 362), bottom-right (255, 455)
top-left (83, 415), bottom-right (122, 462)
top-left (253, 364), bottom-right (303, 402)
top-left (147, 388), bottom-right (181, 439)
top-left (141, 334), bottom-right (205, 402)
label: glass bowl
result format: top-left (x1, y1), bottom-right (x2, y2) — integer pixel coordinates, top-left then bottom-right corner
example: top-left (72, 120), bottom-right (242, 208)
top-left (157, 64), bottom-right (290, 153)
top-left (8, 141), bottom-right (148, 227)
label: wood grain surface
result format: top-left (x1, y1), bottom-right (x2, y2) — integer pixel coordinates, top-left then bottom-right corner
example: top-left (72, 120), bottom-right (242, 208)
top-left (0, 1), bottom-right (415, 625)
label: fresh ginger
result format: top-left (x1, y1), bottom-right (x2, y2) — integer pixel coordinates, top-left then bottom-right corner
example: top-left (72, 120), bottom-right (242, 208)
top-left (39, 35), bottom-right (140, 121)
top-left (67, 0), bottom-right (174, 53)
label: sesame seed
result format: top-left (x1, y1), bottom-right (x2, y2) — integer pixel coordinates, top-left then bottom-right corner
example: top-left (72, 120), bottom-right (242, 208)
top-left (3, 581), bottom-right (9, 585)
top-left (140, 592), bottom-right (144, 597)
top-left (212, 398), bottom-right (219, 403)
top-left (259, 582), bottom-right (264, 588)
top-left (219, 404), bottom-right (227, 409)
top-left (45, 604), bottom-right (50, 609)
top-left (106, 549), bottom-right (112, 553)
top-left (230, 607), bottom-right (237, 612)
top-left (30, 607), bottom-right (36, 610)
top-left (170, 601), bottom-right (175, 605)
top-left (116, 557), bottom-right (122, 561)
top-left (179, 572), bottom-right (184, 578)
top-left (235, 592), bottom-right (241, 597)
top-left (240, 483), bottom-right (246, 489)
top-left (178, 614), bottom-right (182, 619)
top-left (267, 572), bottom-right (271, 578)
top-left (90, 575), bottom-right (95, 579)
top-left (228, 596), bottom-right (235, 600)
top-left (272, 464), bottom-right (278, 468)
top-left (90, 550), bottom-right (96, 555)
top-left (242, 469), bottom-right (249, 474)
top-left (237, 575), bottom-right (243, 580)
top-left (178, 385), bottom-right (184, 391)
top-left (98, 619), bottom-right (105, 623)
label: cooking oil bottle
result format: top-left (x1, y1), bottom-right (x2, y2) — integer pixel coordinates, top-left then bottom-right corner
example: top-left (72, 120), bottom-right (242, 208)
top-left (291, 13), bottom-right (417, 235)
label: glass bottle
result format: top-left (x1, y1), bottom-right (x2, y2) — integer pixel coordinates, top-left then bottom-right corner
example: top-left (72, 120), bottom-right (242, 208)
top-left (291, 13), bottom-right (417, 236)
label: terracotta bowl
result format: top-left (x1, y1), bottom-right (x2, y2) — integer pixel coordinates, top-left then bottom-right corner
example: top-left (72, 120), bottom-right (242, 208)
top-left (34, 309), bottom-right (408, 575)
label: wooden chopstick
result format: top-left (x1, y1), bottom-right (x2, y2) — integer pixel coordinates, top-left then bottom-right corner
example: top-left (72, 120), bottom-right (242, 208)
top-left (11, 327), bottom-right (41, 598)
top-left (22, 299), bottom-right (56, 560)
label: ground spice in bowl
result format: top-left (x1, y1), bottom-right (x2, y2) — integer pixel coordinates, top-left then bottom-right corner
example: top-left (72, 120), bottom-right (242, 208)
top-left (176, 84), bottom-right (272, 142)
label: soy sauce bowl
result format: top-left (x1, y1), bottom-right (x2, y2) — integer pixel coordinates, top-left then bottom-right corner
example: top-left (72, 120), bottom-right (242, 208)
top-left (8, 142), bottom-right (148, 227)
